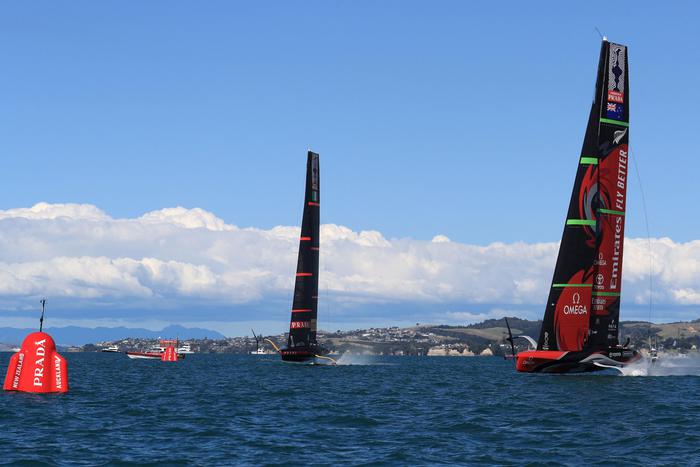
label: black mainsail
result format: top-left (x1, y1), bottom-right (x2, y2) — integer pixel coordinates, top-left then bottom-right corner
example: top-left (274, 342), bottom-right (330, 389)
top-left (280, 151), bottom-right (325, 362)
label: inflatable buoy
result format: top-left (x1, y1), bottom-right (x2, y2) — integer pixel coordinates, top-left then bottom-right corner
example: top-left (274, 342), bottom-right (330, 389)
top-left (3, 332), bottom-right (69, 393)
top-left (161, 345), bottom-right (178, 362)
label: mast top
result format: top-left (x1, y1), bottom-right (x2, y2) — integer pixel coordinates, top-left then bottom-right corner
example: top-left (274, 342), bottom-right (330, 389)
top-left (594, 26), bottom-right (607, 42)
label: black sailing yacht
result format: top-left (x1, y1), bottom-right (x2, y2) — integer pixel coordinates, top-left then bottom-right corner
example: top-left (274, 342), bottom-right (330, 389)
top-left (513, 39), bottom-right (640, 373)
top-left (279, 151), bottom-right (328, 363)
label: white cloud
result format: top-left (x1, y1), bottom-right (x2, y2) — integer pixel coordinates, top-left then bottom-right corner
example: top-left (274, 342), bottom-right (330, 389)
top-left (431, 235), bottom-right (451, 243)
top-left (0, 203), bottom-right (698, 319)
top-left (138, 207), bottom-right (237, 231)
top-left (0, 202), bottom-right (109, 222)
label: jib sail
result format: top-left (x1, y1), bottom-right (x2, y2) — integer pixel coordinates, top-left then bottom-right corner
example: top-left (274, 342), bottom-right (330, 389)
top-left (538, 40), bottom-right (629, 352)
top-left (287, 151), bottom-right (320, 350)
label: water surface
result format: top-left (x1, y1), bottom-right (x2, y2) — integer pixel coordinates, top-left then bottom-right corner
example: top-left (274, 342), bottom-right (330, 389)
top-left (1, 353), bottom-right (699, 465)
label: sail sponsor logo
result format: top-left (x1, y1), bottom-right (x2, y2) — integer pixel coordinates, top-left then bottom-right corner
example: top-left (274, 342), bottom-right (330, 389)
top-left (311, 155), bottom-right (319, 190)
top-left (595, 273), bottom-right (604, 288)
top-left (291, 321), bottom-right (310, 329)
top-left (564, 306), bottom-right (587, 315)
top-left (33, 338), bottom-right (47, 388)
top-left (607, 90), bottom-right (624, 103)
top-left (564, 292), bottom-right (588, 315)
top-left (613, 128), bottom-right (627, 145)
top-left (606, 103), bottom-right (624, 120)
top-left (592, 296), bottom-right (606, 313)
top-left (610, 217), bottom-right (623, 289)
top-left (608, 45), bottom-right (626, 94)
top-left (615, 149), bottom-right (628, 210)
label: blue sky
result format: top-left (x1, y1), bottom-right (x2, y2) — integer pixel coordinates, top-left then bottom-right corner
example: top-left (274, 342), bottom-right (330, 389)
top-left (0, 2), bottom-right (699, 335)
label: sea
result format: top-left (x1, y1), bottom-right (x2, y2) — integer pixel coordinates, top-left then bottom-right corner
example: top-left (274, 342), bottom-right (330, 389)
top-left (1, 353), bottom-right (699, 466)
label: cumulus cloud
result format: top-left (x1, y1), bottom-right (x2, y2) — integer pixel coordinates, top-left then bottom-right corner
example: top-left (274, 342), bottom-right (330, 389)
top-left (0, 203), bottom-right (698, 322)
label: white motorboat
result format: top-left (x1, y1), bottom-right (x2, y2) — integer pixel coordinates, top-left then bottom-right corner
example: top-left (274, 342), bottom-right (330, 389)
top-left (177, 342), bottom-right (194, 354)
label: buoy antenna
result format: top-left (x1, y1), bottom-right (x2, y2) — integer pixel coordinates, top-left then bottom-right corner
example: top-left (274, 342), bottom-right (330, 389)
top-left (39, 298), bottom-right (47, 332)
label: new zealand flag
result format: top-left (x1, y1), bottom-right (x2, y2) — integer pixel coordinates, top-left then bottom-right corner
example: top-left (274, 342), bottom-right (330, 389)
top-left (606, 102), bottom-right (624, 120)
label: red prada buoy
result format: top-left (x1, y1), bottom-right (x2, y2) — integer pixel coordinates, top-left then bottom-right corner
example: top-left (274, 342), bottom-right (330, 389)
top-left (160, 340), bottom-right (179, 362)
top-left (3, 299), bottom-right (69, 393)
top-left (4, 332), bottom-right (69, 393)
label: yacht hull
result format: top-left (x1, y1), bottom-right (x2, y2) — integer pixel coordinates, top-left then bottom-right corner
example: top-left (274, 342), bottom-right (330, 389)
top-left (280, 349), bottom-right (317, 363)
top-left (516, 348), bottom-right (641, 373)
top-left (280, 346), bottom-right (334, 364)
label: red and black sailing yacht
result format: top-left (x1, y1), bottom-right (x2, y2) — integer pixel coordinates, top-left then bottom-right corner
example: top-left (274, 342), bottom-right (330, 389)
top-left (512, 40), bottom-right (640, 373)
top-left (279, 151), bottom-right (329, 363)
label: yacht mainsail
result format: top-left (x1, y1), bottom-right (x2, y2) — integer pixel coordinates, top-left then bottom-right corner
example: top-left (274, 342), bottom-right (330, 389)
top-left (515, 40), bottom-right (638, 373)
top-left (279, 151), bottom-right (330, 363)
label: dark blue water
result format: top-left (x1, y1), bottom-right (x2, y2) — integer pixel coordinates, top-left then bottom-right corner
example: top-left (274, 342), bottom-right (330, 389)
top-left (1, 353), bottom-right (699, 465)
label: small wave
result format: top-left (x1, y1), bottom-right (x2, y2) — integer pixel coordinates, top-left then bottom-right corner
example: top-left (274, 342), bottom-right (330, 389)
top-left (620, 354), bottom-right (700, 377)
top-left (335, 353), bottom-right (381, 365)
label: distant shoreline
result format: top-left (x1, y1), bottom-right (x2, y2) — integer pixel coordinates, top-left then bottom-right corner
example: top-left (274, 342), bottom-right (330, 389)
top-left (10, 316), bottom-right (691, 357)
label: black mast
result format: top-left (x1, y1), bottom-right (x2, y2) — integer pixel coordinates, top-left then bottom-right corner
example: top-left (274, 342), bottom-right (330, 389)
top-left (251, 328), bottom-right (260, 351)
top-left (39, 298), bottom-right (46, 332)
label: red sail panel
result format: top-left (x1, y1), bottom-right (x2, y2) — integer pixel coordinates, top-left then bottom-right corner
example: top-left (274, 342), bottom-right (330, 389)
top-left (587, 41), bottom-right (629, 349)
top-left (589, 143), bottom-right (628, 347)
top-left (593, 143), bottom-right (628, 313)
top-left (553, 271), bottom-right (593, 351)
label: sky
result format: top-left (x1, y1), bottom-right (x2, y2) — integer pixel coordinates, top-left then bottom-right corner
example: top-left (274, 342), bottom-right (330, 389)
top-left (0, 1), bottom-right (699, 336)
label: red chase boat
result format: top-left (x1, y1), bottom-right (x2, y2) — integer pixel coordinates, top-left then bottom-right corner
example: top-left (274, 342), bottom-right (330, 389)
top-left (126, 339), bottom-right (182, 362)
top-left (509, 39), bottom-right (640, 373)
top-left (3, 299), bottom-right (69, 393)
